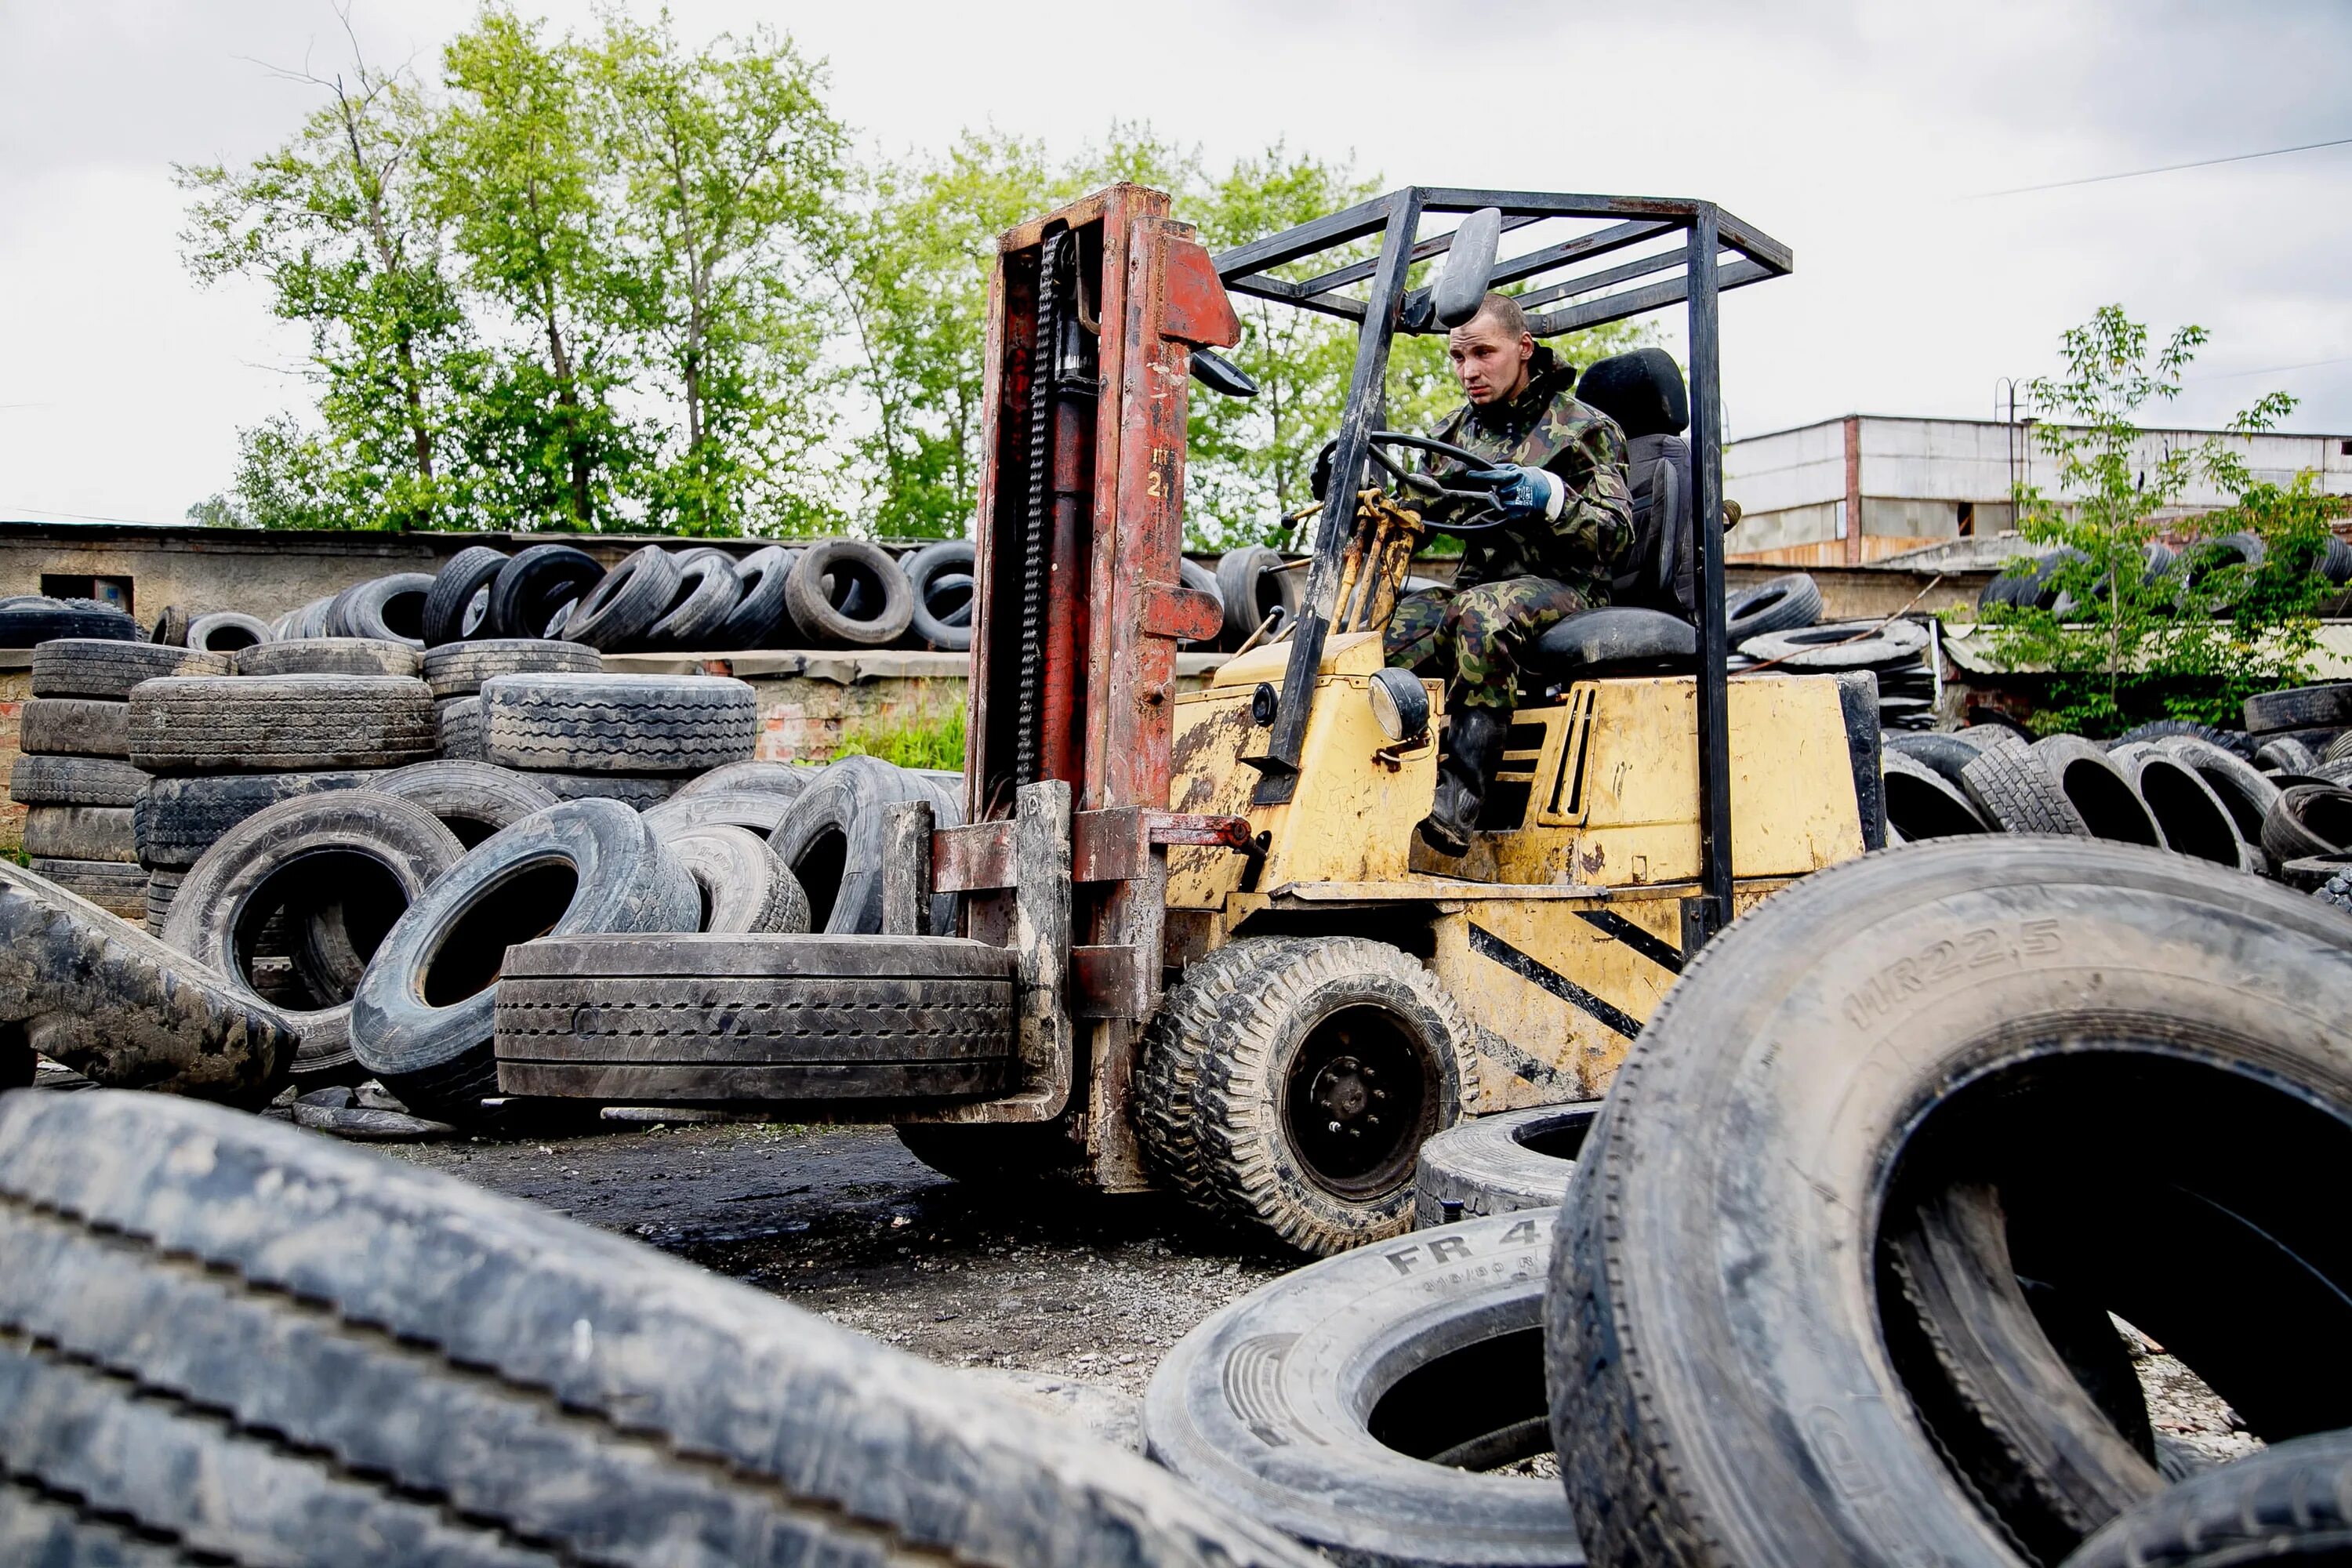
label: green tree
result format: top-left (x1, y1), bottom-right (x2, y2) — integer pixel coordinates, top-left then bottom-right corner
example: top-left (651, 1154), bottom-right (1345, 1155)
top-left (1978, 304), bottom-right (2320, 734)
top-left (593, 13), bottom-right (848, 535)
top-left (433, 8), bottom-right (646, 529)
top-left (176, 26), bottom-right (480, 530)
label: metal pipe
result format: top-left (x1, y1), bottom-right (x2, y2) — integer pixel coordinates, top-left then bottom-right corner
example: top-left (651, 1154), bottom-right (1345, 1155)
top-left (1686, 206), bottom-right (1733, 946)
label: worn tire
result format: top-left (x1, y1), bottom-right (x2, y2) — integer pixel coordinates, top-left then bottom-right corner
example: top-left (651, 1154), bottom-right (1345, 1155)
top-left (1961, 735), bottom-right (2089, 834)
top-left (1722, 572), bottom-right (1822, 641)
top-left (0, 1087), bottom-right (1325, 1568)
top-left (19, 697), bottom-right (131, 760)
top-left (1882, 750), bottom-right (1991, 839)
top-left (782, 539), bottom-right (915, 648)
top-left (771, 755), bottom-right (947, 935)
top-left (30, 638), bottom-right (228, 699)
top-left (372, 759), bottom-right (560, 849)
top-left (2061, 1428), bottom-right (2352, 1567)
top-left (22, 805), bottom-right (137, 863)
top-left (129, 675), bottom-right (435, 772)
top-left (481, 672), bottom-right (757, 775)
top-left (906, 539), bottom-right (978, 652)
top-left (2256, 734), bottom-right (2325, 773)
top-left (435, 695), bottom-right (485, 760)
top-left (26, 858), bottom-right (150, 920)
top-left (2104, 742), bottom-right (2250, 868)
top-left (1145, 1210), bottom-right (1576, 1567)
top-left (488, 543), bottom-right (604, 639)
top-left (186, 611), bottom-right (273, 653)
top-left (1215, 546), bottom-right (1301, 645)
top-left (326, 573), bottom-right (434, 647)
top-left (349, 799), bottom-right (699, 1120)
top-left (421, 545), bottom-right (509, 645)
top-left (162, 793), bottom-right (464, 1086)
top-left (150, 602), bottom-right (192, 647)
top-left (641, 788), bottom-right (797, 842)
top-left (1177, 938), bottom-right (1479, 1256)
top-left (2032, 735), bottom-right (2164, 845)
top-left (558, 545), bottom-right (681, 651)
top-left (2111, 719), bottom-right (2256, 758)
top-left (672, 759), bottom-right (819, 803)
top-left (495, 933), bottom-right (1015, 1102)
top-left (234, 636), bottom-right (422, 679)
top-left (529, 771), bottom-right (684, 810)
top-left (1883, 731), bottom-right (1980, 790)
top-left (0, 862), bottom-right (296, 1102)
top-left (132, 771), bottom-right (380, 870)
top-left (2263, 782), bottom-right (2352, 862)
top-left (7, 755), bottom-right (147, 809)
top-left (1547, 838), bottom-right (2352, 1568)
top-left (423, 636), bottom-right (602, 699)
top-left (645, 548), bottom-right (742, 651)
top-left (1740, 617), bottom-right (1930, 671)
top-left (658, 825), bottom-right (811, 934)
top-left (2245, 682), bottom-right (2352, 735)
top-left (0, 599), bottom-right (139, 647)
top-left (1412, 1101), bottom-right (1599, 1228)
top-left (2151, 735), bottom-right (2279, 844)
top-left (710, 545), bottom-right (797, 649)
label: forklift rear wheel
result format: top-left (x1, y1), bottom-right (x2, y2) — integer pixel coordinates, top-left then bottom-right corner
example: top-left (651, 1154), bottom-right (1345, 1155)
top-left (1174, 938), bottom-right (1478, 1257)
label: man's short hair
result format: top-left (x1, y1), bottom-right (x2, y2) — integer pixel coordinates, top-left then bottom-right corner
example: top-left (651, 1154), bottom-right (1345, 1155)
top-left (1463, 292), bottom-right (1530, 340)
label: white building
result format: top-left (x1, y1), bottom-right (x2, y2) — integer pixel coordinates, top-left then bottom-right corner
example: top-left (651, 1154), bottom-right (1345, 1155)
top-left (1723, 415), bottom-right (2352, 568)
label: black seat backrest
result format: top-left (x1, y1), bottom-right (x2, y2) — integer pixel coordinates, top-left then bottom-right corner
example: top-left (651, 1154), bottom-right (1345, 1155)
top-left (1575, 349), bottom-right (1695, 622)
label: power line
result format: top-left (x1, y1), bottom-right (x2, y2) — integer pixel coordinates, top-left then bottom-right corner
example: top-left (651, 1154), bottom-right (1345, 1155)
top-left (1971, 133), bottom-right (2352, 198)
top-left (2187, 355), bottom-right (2352, 383)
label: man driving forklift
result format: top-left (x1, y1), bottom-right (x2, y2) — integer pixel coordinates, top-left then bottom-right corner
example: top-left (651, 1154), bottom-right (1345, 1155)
top-left (1367, 291), bottom-right (1637, 855)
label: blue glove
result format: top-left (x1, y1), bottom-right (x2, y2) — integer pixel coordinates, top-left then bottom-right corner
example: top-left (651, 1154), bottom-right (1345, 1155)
top-left (1462, 463), bottom-right (1564, 524)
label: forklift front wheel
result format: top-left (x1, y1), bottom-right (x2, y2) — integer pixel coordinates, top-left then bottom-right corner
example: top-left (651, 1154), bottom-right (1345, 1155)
top-left (1160, 937), bottom-right (1479, 1257)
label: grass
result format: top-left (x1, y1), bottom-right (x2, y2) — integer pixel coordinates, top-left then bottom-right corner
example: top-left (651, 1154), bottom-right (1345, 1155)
top-left (830, 707), bottom-right (966, 773)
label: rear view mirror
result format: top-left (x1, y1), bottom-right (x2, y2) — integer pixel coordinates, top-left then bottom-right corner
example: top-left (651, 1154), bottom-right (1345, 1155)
top-left (1432, 208), bottom-right (1503, 329)
top-left (1190, 347), bottom-right (1258, 398)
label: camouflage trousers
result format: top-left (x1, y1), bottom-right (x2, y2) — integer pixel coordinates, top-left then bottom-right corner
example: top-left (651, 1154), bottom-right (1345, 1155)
top-left (1382, 576), bottom-right (1591, 711)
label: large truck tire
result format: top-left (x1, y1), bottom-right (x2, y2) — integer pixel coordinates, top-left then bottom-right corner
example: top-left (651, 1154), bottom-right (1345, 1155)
top-left (233, 637), bottom-right (423, 678)
top-left (710, 544), bottom-right (796, 648)
top-left (0, 862), bottom-right (297, 1104)
top-left (0, 1088), bottom-right (1323, 1568)
top-left (30, 637), bottom-right (229, 698)
top-left (495, 933), bottom-right (1016, 1102)
top-left (1142, 936), bottom-right (1479, 1257)
top-left (675, 758), bottom-right (822, 803)
top-left (21, 804), bottom-right (138, 863)
top-left (1145, 1210), bottom-right (1578, 1567)
top-left (480, 673), bottom-right (757, 775)
top-left (772, 756), bottom-right (951, 934)
top-left (163, 793), bottom-right (463, 1088)
top-left (556, 544), bottom-right (680, 651)
top-left (2061, 1428), bottom-right (2352, 1568)
top-left (782, 539), bottom-right (914, 648)
top-left (655, 826), bottom-right (810, 934)
top-left (349, 799), bottom-right (699, 1121)
top-left (19, 697), bottom-right (132, 760)
top-left (486, 543), bottom-right (603, 638)
top-left (1410, 1101), bottom-right (1599, 1227)
top-left (24, 858), bottom-right (151, 921)
top-left (421, 545), bottom-right (509, 645)
top-left (374, 759), bottom-right (561, 848)
top-left (7, 755), bottom-right (149, 810)
top-left (1547, 838), bottom-right (2352, 1568)
top-left (133, 770), bottom-right (381, 869)
top-left (129, 674), bottom-right (435, 773)
top-left (328, 572), bottom-right (434, 647)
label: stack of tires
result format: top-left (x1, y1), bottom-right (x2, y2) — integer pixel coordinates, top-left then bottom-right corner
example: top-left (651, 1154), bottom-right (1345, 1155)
top-left (423, 637), bottom-right (601, 761)
top-left (0, 595), bottom-right (140, 648)
top-left (1723, 571), bottom-right (1937, 732)
top-left (15, 640), bottom-right (230, 918)
top-left (127, 638), bottom-right (437, 935)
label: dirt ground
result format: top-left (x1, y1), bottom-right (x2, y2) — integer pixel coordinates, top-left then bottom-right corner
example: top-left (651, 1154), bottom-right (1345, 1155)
top-left (385, 1116), bottom-right (1292, 1403)
top-left (385, 1112), bottom-right (2257, 1469)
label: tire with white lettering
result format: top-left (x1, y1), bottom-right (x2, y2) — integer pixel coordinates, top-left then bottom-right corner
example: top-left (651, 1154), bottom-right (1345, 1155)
top-left (1145, 1210), bottom-right (1579, 1567)
top-left (1410, 1102), bottom-right (1599, 1228)
top-left (0, 1087), bottom-right (1325, 1568)
top-left (1151, 937), bottom-right (1479, 1257)
top-left (1548, 838), bottom-right (2352, 1568)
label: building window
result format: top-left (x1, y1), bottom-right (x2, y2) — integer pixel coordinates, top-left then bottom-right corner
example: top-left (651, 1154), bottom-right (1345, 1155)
top-left (1957, 502), bottom-right (1976, 537)
top-left (2341, 440), bottom-right (2351, 457)
top-left (41, 574), bottom-right (134, 613)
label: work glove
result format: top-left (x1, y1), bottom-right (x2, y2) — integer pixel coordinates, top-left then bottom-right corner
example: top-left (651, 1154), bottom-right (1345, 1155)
top-left (1462, 463), bottom-right (1565, 524)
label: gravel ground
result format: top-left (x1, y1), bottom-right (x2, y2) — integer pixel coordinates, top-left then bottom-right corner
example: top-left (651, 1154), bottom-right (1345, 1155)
top-left (385, 1116), bottom-right (1292, 1402)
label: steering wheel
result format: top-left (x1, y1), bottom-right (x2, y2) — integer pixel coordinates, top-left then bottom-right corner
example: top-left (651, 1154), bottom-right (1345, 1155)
top-left (1362, 431), bottom-right (1514, 534)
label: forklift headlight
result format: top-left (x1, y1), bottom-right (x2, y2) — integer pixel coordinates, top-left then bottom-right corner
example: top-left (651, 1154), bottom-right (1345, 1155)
top-left (1367, 667), bottom-right (1430, 743)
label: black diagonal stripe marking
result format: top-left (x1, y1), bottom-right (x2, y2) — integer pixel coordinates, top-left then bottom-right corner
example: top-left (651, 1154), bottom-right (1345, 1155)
top-left (1573, 909), bottom-right (1684, 974)
top-left (1468, 924), bottom-right (1643, 1040)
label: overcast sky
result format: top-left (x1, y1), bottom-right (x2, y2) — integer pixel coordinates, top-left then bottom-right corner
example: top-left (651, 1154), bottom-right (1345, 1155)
top-left (3, 0), bottom-right (2347, 525)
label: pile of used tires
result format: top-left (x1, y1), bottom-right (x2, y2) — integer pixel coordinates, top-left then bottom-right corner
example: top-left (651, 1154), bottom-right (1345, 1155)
top-left (1725, 570), bottom-right (1936, 731)
top-left (4, 630), bottom-right (968, 1134)
top-left (1142, 836), bottom-right (2352, 1567)
top-left (1881, 683), bottom-right (2352, 919)
top-left (1979, 532), bottom-right (2352, 615)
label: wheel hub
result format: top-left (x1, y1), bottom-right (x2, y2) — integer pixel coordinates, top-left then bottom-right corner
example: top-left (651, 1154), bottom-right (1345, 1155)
top-left (1283, 1007), bottom-right (1435, 1199)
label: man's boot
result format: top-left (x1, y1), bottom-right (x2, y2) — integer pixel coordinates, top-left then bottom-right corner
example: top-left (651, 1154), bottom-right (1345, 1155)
top-left (1418, 705), bottom-right (1509, 856)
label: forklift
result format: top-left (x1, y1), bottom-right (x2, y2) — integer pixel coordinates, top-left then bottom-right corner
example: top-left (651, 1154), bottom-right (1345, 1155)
top-left (877, 183), bottom-right (1883, 1255)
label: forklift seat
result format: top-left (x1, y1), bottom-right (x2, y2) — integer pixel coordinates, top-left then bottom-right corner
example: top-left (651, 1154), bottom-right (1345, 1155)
top-left (1577, 348), bottom-right (1696, 622)
top-left (1524, 605), bottom-right (1695, 681)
